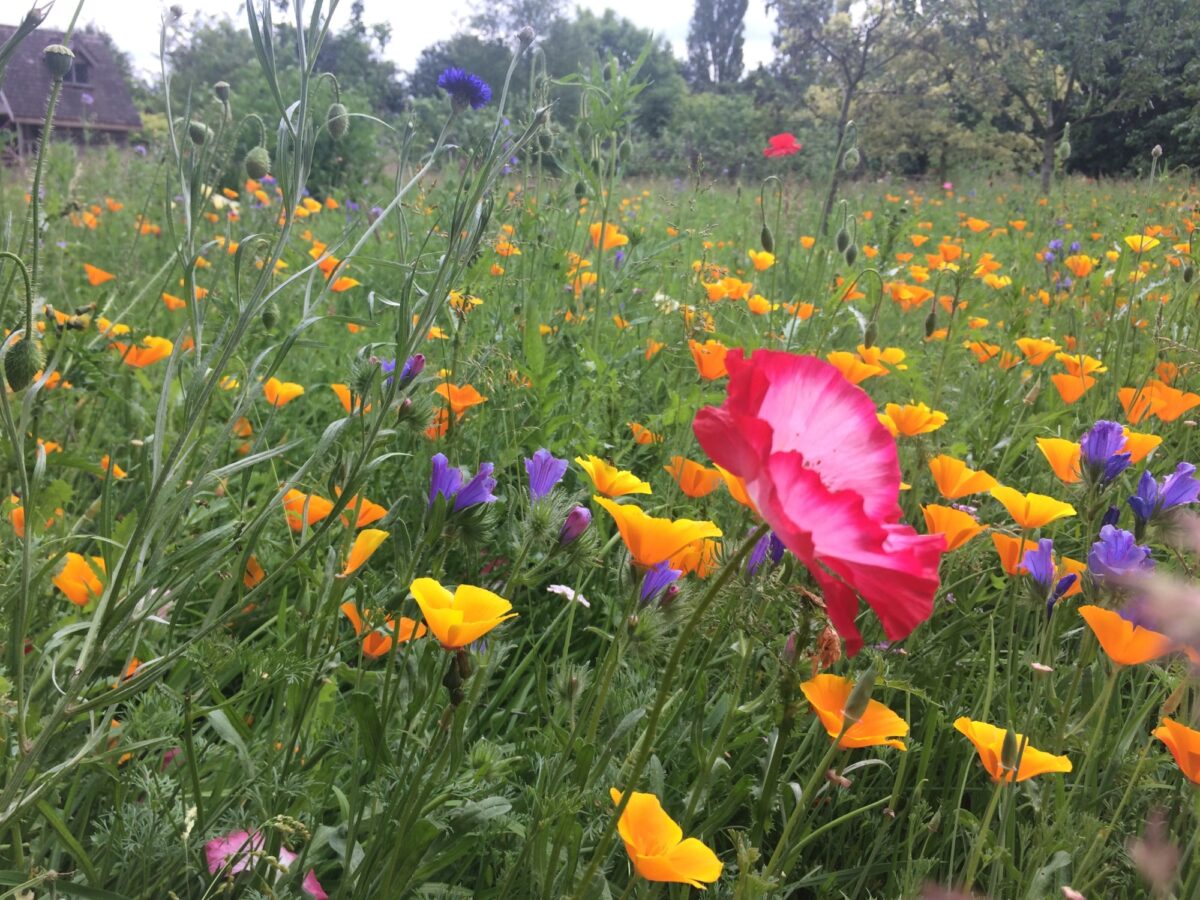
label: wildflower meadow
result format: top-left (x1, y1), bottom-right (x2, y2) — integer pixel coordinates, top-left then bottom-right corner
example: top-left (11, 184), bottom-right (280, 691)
top-left (2, 2), bottom-right (1200, 898)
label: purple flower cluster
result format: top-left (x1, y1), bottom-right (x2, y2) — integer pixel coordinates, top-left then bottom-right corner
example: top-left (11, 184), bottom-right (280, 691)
top-left (641, 560), bottom-right (682, 603)
top-left (1128, 462), bottom-right (1200, 529)
top-left (1088, 525), bottom-right (1153, 586)
top-left (428, 453), bottom-right (497, 512)
top-left (1021, 538), bottom-right (1076, 615)
top-left (1079, 420), bottom-right (1131, 485)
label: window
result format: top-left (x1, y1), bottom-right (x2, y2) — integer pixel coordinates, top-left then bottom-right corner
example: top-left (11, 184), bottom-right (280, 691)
top-left (64, 60), bottom-right (91, 85)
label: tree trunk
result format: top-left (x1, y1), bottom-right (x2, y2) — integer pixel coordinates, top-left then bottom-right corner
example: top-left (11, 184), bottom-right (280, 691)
top-left (1040, 128), bottom-right (1054, 195)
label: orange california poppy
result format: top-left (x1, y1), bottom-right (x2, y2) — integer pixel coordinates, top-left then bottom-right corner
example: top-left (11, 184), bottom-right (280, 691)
top-left (990, 485), bottom-right (1076, 529)
top-left (434, 383), bottom-right (487, 418)
top-left (1035, 438), bottom-right (1082, 484)
top-left (576, 456), bottom-right (652, 497)
top-left (243, 555), bottom-right (265, 588)
top-left (826, 351), bottom-right (888, 385)
top-left (928, 455), bottom-right (998, 499)
top-left (590, 222), bottom-right (629, 251)
top-left (628, 422), bottom-right (663, 445)
top-left (331, 383), bottom-right (373, 415)
top-left (669, 537), bottom-right (721, 578)
top-left (53, 552), bottom-right (106, 606)
top-left (336, 491), bottom-right (387, 528)
top-left (282, 488), bottom-right (334, 532)
top-left (1121, 428), bottom-right (1162, 464)
top-left (594, 496), bottom-right (722, 568)
top-left (339, 528), bottom-right (389, 577)
top-left (992, 533), bottom-right (1036, 576)
top-left (689, 339), bottom-right (730, 380)
top-left (1152, 717), bottom-right (1200, 783)
top-left (99, 455), bottom-right (127, 479)
top-left (1015, 337), bottom-right (1061, 366)
top-left (409, 577), bottom-right (517, 650)
top-left (263, 377), bottom-right (305, 407)
top-left (923, 504), bottom-right (984, 551)
top-left (110, 336), bottom-right (174, 368)
top-left (340, 602), bottom-right (426, 658)
top-left (609, 789), bottom-right (723, 888)
top-left (664, 456), bottom-right (721, 498)
top-left (1051, 373), bottom-right (1096, 405)
top-left (161, 292), bottom-right (187, 311)
top-left (1078, 605), bottom-right (1173, 666)
top-left (880, 402), bottom-right (947, 437)
top-left (801, 673), bottom-right (909, 750)
top-left (84, 263), bottom-right (115, 286)
top-left (954, 717), bottom-right (1071, 782)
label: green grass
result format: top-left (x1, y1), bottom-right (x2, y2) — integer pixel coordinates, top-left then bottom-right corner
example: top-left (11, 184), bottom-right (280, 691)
top-left (1, 6), bottom-right (1199, 898)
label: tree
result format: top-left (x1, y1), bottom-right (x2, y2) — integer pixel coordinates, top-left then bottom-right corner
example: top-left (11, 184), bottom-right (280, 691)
top-left (685, 0), bottom-right (748, 87)
top-left (944, 0), bottom-right (1194, 192)
top-left (468, 0), bottom-right (568, 43)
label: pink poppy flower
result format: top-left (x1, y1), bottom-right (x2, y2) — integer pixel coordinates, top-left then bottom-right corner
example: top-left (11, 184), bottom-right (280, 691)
top-left (763, 133), bottom-right (803, 158)
top-left (693, 350), bottom-right (945, 654)
top-left (205, 829), bottom-right (327, 899)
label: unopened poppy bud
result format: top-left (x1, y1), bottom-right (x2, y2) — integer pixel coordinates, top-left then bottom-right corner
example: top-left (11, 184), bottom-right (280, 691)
top-left (327, 102), bottom-right (349, 139)
top-left (576, 120), bottom-right (592, 142)
top-left (842, 146), bottom-right (860, 170)
top-left (244, 145), bottom-right (271, 179)
top-left (4, 339), bottom-right (43, 392)
top-left (213, 81), bottom-right (230, 102)
top-left (1151, 144), bottom-right (1163, 159)
top-left (187, 120), bottom-right (211, 146)
top-left (835, 227), bottom-right (850, 254)
top-left (841, 664), bottom-right (875, 725)
top-left (1001, 726), bottom-right (1019, 771)
top-left (923, 307), bottom-right (937, 337)
top-left (517, 25), bottom-right (536, 47)
top-left (618, 140), bottom-right (632, 162)
top-left (261, 300), bottom-right (279, 329)
top-left (443, 655), bottom-right (464, 705)
top-left (574, 180), bottom-right (587, 200)
top-left (43, 44), bottom-right (75, 79)
top-left (559, 505), bottom-right (592, 545)
top-left (862, 320), bottom-right (877, 349)
top-left (537, 132), bottom-right (553, 152)
top-left (1183, 265), bottom-right (1194, 284)
top-left (760, 224), bottom-right (775, 253)
top-left (24, 4), bottom-right (52, 27)
top-left (844, 243), bottom-right (858, 266)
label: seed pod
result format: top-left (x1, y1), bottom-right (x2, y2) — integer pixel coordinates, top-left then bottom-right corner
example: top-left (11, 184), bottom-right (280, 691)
top-left (187, 120), bottom-right (211, 146)
top-left (43, 44), bottom-right (75, 79)
top-left (261, 300), bottom-right (279, 330)
top-left (516, 25), bottom-right (536, 47)
top-left (213, 80), bottom-right (230, 102)
top-left (760, 224), bottom-right (775, 253)
top-left (1151, 144), bottom-right (1163, 159)
top-left (244, 145), bottom-right (271, 179)
top-left (863, 320), bottom-right (877, 349)
top-left (835, 227), bottom-right (850, 254)
top-left (575, 120), bottom-right (592, 142)
top-left (842, 146), bottom-right (861, 170)
top-left (844, 243), bottom-right (858, 266)
top-left (327, 102), bottom-right (349, 139)
top-left (5, 339), bottom-right (43, 391)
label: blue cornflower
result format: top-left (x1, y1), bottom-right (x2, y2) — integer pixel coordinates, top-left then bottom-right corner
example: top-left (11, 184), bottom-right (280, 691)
top-left (641, 560), bottom-right (682, 604)
top-left (1088, 525), bottom-right (1153, 586)
top-left (1079, 419), bottom-right (1131, 485)
top-left (524, 448), bottom-right (568, 501)
top-left (438, 67), bottom-right (492, 111)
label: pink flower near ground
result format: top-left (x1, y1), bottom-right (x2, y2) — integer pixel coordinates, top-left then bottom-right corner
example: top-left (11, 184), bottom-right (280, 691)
top-left (693, 349), bottom-right (946, 654)
top-left (763, 133), bottom-right (803, 158)
top-left (205, 829), bottom-right (327, 899)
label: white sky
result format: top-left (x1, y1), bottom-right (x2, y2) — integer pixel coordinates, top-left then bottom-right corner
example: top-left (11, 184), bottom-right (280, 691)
top-left (36, 0), bottom-right (777, 78)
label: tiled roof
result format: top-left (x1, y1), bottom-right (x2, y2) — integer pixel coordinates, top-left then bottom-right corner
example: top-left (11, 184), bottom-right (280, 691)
top-left (0, 25), bottom-right (141, 130)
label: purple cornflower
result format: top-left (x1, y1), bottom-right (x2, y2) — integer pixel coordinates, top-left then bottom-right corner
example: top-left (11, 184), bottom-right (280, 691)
top-left (454, 462), bottom-right (497, 511)
top-left (437, 67), bottom-right (492, 111)
top-left (1088, 525), bottom-right (1153, 585)
top-left (559, 506), bottom-right (592, 545)
top-left (746, 530), bottom-right (786, 576)
top-left (1079, 420), bottom-right (1131, 485)
top-left (1070, 241), bottom-right (1081, 252)
top-left (1022, 538), bottom-right (1077, 615)
top-left (524, 449), bottom-right (568, 501)
top-left (1128, 462), bottom-right (1200, 530)
top-left (641, 560), bottom-right (682, 604)
top-left (613, 249), bottom-right (626, 270)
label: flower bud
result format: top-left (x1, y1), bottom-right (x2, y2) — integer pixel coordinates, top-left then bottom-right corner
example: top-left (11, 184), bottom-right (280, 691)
top-left (5, 339), bottom-right (43, 392)
top-left (559, 505), bottom-right (592, 545)
top-left (1151, 144), bottom-right (1163, 159)
top-left (862, 320), bottom-right (877, 349)
top-left (923, 307), bottom-right (938, 338)
top-left (842, 146), bottom-right (860, 170)
top-left (261, 300), bottom-right (279, 329)
top-left (575, 120), bottom-right (592, 142)
top-left (327, 102), bottom-right (349, 139)
top-left (517, 25), bottom-right (536, 47)
top-left (244, 145), bottom-right (271, 179)
top-left (400, 353), bottom-right (425, 382)
top-left (841, 664), bottom-right (875, 725)
top-left (1001, 727), bottom-right (1019, 772)
top-left (537, 132), bottom-right (553, 152)
top-left (844, 243), bottom-right (858, 266)
top-left (835, 227), bottom-right (850, 254)
top-left (213, 81), bottom-right (231, 102)
top-left (574, 180), bottom-right (587, 200)
top-left (1183, 265), bottom-right (1194, 284)
top-left (760, 224), bottom-right (775, 254)
top-left (618, 140), bottom-right (632, 162)
top-left (187, 120), bottom-right (211, 146)
top-left (43, 44), bottom-right (75, 79)
top-left (782, 630), bottom-right (800, 666)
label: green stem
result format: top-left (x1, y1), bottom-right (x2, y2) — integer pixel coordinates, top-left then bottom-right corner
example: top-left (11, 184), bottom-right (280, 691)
top-left (962, 777), bottom-right (1006, 889)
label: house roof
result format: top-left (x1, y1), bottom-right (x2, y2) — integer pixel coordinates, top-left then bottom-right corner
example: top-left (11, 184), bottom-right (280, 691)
top-left (0, 25), bottom-right (142, 130)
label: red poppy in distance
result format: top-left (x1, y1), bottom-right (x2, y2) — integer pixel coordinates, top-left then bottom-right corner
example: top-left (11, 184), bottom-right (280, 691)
top-left (763, 133), bottom-right (803, 158)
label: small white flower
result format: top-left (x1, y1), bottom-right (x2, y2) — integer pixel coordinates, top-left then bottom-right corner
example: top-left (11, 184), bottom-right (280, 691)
top-left (548, 584), bottom-right (589, 608)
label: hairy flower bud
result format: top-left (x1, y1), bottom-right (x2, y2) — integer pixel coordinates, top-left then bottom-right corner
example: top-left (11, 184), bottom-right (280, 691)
top-left (618, 140), bottom-right (632, 162)
top-left (1151, 144), bottom-right (1163, 159)
top-left (187, 120), bottom-right (211, 146)
top-left (559, 505), bottom-right (592, 545)
top-left (213, 81), bottom-right (230, 103)
top-left (760, 224), bottom-right (775, 254)
top-left (517, 25), bottom-right (536, 47)
top-left (835, 227), bottom-right (850, 254)
top-left (244, 145), bottom-right (271, 179)
top-left (327, 102), bottom-right (349, 139)
top-left (844, 243), bottom-right (858, 266)
top-left (842, 146), bottom-right (861, 170)
top-left (924, 306), bottom-right (938, 338)
top-left (575, 120), bottom-right (592, 142)
top-left (1184, 265), bottom-right (1194, 284)
top-left (4, 339), bottom-right (43, 392)
top-left (862, 320), bottom-right (877, 349)
top-left (43, 44), bottom-right (75, 79)
top-left (261, 300), bottom-right (279, 330)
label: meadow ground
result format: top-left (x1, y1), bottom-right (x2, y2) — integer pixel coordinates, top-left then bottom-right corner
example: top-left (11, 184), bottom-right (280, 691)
top-left (2, 38), bottom-right (1200, 900)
